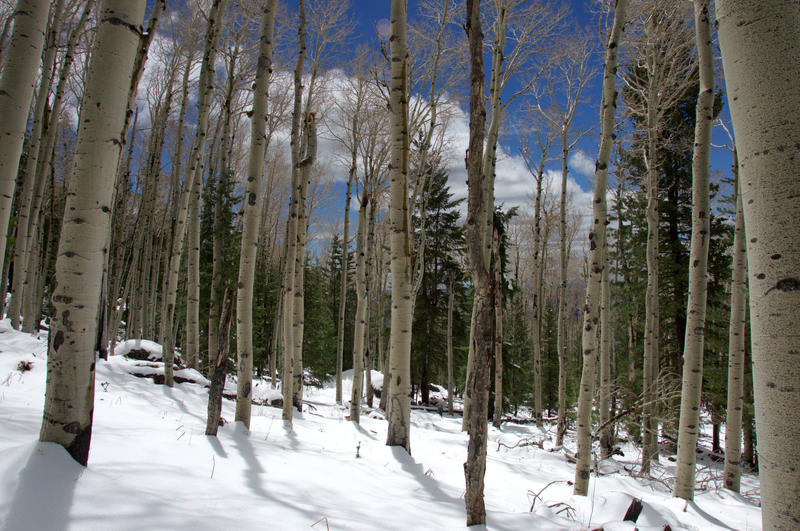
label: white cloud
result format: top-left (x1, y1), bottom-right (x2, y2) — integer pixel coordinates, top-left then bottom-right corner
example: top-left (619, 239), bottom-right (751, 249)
top-left (568, 150), bottom-right (595, 178)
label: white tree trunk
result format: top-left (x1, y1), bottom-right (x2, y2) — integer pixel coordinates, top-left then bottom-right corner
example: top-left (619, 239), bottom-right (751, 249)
top-left (573, 0), bottom-right (627, 495)
top-left (160, 0), bottom-right (226, 387)
top-left (234, 0), bottom-right (277, 429)
top-left (8, 0), bottom-right (63, 329)
top-left (335, 165), bottom-right (355, 404)
top-left (291, 113), bottom-right (317, 411)
top-left (350, 194), bottom-right (369, 422)
top-left (674, 0), bottom-right (714, 500)
top-left (281, 0), bottom-right (308, 423)
top-left (723, 157), bottom-right (747, 493)
top-left (385, 0), bottom-right (412, 453)
top-left (39, 0), bottom-right (145, 466)
top-left (0, 0), bottom-right (49, 289)
top-left (717, 2), bottom-right (800, 527)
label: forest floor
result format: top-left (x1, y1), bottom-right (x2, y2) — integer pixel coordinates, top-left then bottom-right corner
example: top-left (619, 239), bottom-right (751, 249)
top-left (0, 320), bottom-right (761, 530)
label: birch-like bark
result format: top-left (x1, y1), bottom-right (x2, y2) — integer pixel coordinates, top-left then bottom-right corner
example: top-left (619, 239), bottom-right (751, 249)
top-left (555, 131), bottom-right (568, 445)
top-left (350, 192), bottom-right (370, 422)
top-left (281, 0), bottom-right (307, 422)
top-left (573, 0), bottom-right (627, 495)
top-left (385, 0), bottom-right (412, 453)
top-left (186, 169), bottom-right (202, 369)
top-left (723, 154), bottom-right (747, 493)
top-left (234, 0), bottom-right (277, 429)
top-left (22, 0), bottom-right (94, 333)
top-left (0, 0), bottom-right (49, 288)
top-left (335, 122), bottom-right (357, 405)
top-left (8, 0), bottom-right (63, 329)
top-left (521, 133), bottom-right (551, 428)
top-left (39, 0), bottom-right (145, 466)
top-left (160, 0), bottom-right (226, 387)
top-left (674, 0), bottom-right (714, 500)
top-left (291, 113), bottom-right (317, 410)
top-left (599, 244), bottom-right (612, 458)
top-left (641, 111), bottom-right (661, 474)
top-left (717, 2), bottom-right (800, 527)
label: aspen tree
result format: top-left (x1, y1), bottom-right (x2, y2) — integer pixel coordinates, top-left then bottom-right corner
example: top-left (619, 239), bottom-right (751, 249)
top-left (7, 0), bottom-right (63, 329)
top-left (463, 0), bottom-right (493, 523)
top-left (39, 0), bottom-right (146, 466)
top-left (723, 149), bottom-right (746, 493)
top-left (622, 0), bottom-right (695, 472)
top-left (462, 0), bottom-right (564, 430)
top-left (385, 0), bottom-right (412, 452)
top-left (674, 0), bottom-right (714, 500)
top-left (520, 118), bottom-right (556, 428)
top-left (717, 2), bottom-right (800, 528)
top-left (160, 0), bottom-right (227, 387)
top-left (291, 112), bottom-right (317, 410)
top-left (573, 0), bottom-right (628, 496)
top-left (0, 0), bottom-right (49, 290)
top-left (21, 0), bottom-right (94, 334)
top-left (349, 191), bottom-right (370, 422)
top-left (536, 36), bottom-right (594, 445)
top-left (234, 0), bottom-right (277, 429)
top-left (282, 0), bottom-right (309, 422)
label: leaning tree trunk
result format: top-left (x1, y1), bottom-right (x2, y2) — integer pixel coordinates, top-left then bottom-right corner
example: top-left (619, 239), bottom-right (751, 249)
top-left (22, 0), bottom-right (93, 334)
top-left (723, 154), bottom-right (747, 493)
top-left (160, 0), bottom-right (226, 387)
top-left (8, 0), bottom-right (63, 330)
top-left (385, 0), bottom-right (412, 453)
top-left (0, 0), bottom-right (49, 288)
top-left (234, 0), bottom-right (277, 430)
top-left (572, 0), bottom-right (627, 496)
top-left (717, 2), bottom-right (800, 528)
top-left (39, 0), bottom-right (145, 466)
top-left (674, 0), bottom-right (714, 500)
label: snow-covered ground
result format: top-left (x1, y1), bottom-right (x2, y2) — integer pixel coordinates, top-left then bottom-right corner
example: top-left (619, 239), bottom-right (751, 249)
top-left (0, 320), bottom-right (761, 530)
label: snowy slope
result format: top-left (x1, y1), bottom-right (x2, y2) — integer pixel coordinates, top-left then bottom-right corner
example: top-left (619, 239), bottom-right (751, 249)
top-left (0, 320), bottom-right (761, 530)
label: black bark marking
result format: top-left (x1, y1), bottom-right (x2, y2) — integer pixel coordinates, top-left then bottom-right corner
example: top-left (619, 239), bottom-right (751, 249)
top-left (53, 330), bottom-right (64, 352)
top-left (102, 16), bottom-right (142, 36)
top-left (765, 277), bottom-right (800, 295)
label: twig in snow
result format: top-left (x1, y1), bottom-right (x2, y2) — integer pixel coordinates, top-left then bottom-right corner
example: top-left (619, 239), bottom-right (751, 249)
top-left (310, 517), bottom-right (330, 530)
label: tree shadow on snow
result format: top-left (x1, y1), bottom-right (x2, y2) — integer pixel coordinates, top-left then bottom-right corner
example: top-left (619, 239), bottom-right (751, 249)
top-left (686, 500), bottom-right (738, 530)
top-left (3, 443), bottom-right (80, 531)
top-left (389, 446), bottom-right (462, 508)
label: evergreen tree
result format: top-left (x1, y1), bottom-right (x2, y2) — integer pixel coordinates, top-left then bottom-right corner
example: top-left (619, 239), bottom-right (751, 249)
top-left (411, 162), bottom-right (465, 404)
